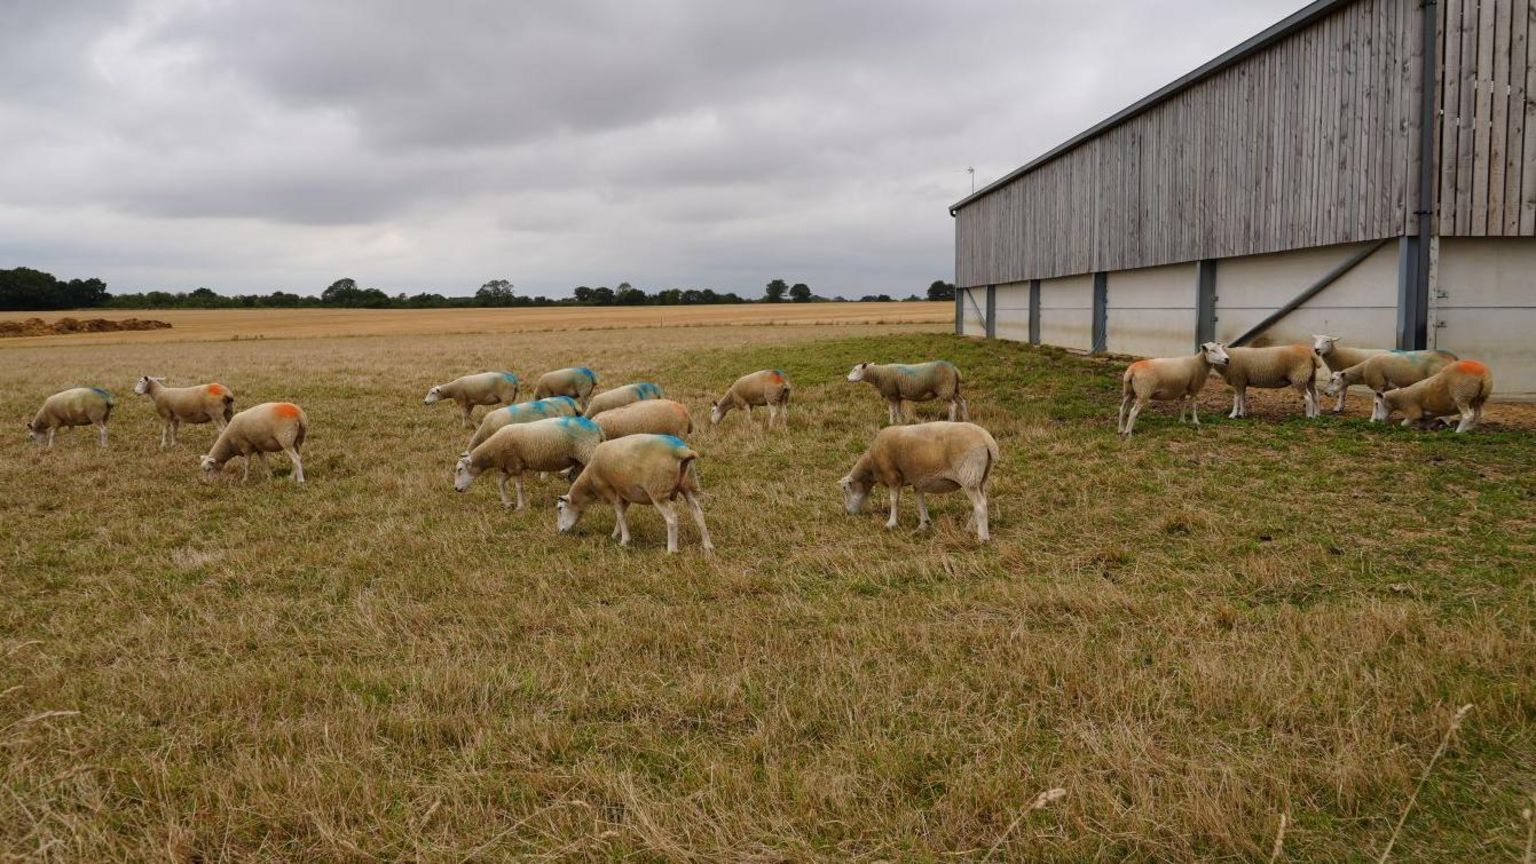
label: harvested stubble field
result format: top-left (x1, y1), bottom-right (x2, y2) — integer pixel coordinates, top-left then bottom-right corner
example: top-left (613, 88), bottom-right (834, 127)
top-left (0, 318), bottom-right (1532, 862)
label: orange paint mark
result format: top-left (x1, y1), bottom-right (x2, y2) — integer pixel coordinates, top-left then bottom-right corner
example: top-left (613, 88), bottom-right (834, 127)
top-left (1128, 360), bottom-right (1152, 371)
top-left (1452, 360), bottom-right (1488, 375)
top-left (273, 402), bottom-right (301, 418)
top-left (206, 383), bottom-right (227, 396)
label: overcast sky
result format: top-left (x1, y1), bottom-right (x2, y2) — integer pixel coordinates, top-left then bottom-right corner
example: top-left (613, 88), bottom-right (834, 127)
top-left (0, 0), bottom-right (1305, 299)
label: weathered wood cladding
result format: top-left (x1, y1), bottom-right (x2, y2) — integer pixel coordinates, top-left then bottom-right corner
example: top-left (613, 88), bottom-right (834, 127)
top-left (955, 0), bottom-right (1536, 288)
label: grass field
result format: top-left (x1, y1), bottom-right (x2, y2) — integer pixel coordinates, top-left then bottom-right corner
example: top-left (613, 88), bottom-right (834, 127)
top-left (1, 318), bottom-right (1532, 862)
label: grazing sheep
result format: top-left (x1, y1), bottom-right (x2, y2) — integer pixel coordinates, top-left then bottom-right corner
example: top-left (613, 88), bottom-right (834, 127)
top-left (454, 415), bottom-right (604, 510)
top-left (557, 434), bottom-right (714, 554)
top-left (1372, 359), bottom-right (1493, 433)
top-left (710, 369), bottom-right (792, 428)
top-left (1215, 345), bottom-right (1323, 419)
top-left (532, 367), bottom-right (599, 408)
top-left (838, 421), bottom-right (999, 541)
top-left (583, 382), bottom-right (664, 418)
top-left (1117, 342), bottom-right (1232, 437)
top-left (134, 376), bottom-right (235, 447)
top-left (467, 396), bottom-right (581, 450)
top-left (201, 402), bottom-right (308, 483)
top-left (1311, 335), bottom-right (1389, 413)
top-left (424, 371), bottom-right (521, 428)
top-left (847, 361), bottom-right (967, 424)
top-left (593, 399), bottom-right (693, 440)
top-left (1324, 350), bottom-right (1458, 406)
top-left (27, 387), bottom-right (114, 448)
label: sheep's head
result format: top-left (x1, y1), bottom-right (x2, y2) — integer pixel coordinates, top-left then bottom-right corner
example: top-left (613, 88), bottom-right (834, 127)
top-left (846, 363), bottom-right (870, 383)
top-left (423, 386), bottom-right (442, 405)
top-left (133, 376), bottom-right (157, 395)
top-left (25, 420), bottom-right (45, 445)
top-left (1199, 342), bottom-right (1230, 368)
top-left (1312, 334), bottom-right (1339, 356)
top-left (1370, 392), bottom-right (1392, 423)
top-left (1324, 370), bottom-right (1347, 396)
top-left (838, 474), bottom-right (870, 514)
top-left (199, 455), bottom-right (222, 477)
top-left (555, 495), bottom-right (581, 533)
top-left (708, 400), bottom-right (725, 425)
top-left (452, 456), bottom-right (478, 492)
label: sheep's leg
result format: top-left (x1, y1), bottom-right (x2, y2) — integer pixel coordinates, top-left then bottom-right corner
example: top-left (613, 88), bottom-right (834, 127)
top-left (765, 403), bottom-right (775, 427)
top-left (495, 472), bottom-right (512, 508)
top-left (241, 456), bottom-right (252, 483)
top-left (514, 474), bottom-right (527, 510)
top-left (1117, 393), bottom-right (1131, 433)
top-left (1333, 385), bottom-right (1347, 414)
top-left (1454, 403), bottom-right (1477, 433)
top-left (613, 501), bottom-right (632, 546)
top-left (460, 403), bottom-right (473, 429)
top-left (285, 448), bottom-right (305, 484)
top-left (885, 487), bottom-right (901, 530)
top-left (1301, 382), bottom-right (1318, 418)
top-left (258, 451), bottom-right (271, 479)
top-left (1123, 399), bottom-right (1145, 437)
top-left (914, 492), bottom-right (931, 530)
top-left (745, 404), bottom-right (753, 423)
top-left (964, 486), bottom-right (990, 542)
top-left (1228, 389), bottom-right (1241, 419)
top-left (46, 428), bottom-right (55, 449)
top-left (886, 400), bottom-right (898, 425)
top-left (160, 421), bottom-right (170, 449)
top-left (169, 420), bottom-right (180, 447)
top-left (611, 500), bottom-right (629, 540)
top-left (657, 500), bottom-right (681, 553)
top-left (684, 490), bottom-right (714, 553)
top-left (97, 423), bottom-right (109, 448)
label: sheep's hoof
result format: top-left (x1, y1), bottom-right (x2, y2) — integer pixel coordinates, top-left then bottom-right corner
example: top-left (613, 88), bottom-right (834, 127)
top-left (701, 544), bottom-right (716, 555)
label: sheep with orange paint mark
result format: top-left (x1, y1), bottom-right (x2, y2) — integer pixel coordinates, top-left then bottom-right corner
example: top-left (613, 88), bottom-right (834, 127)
top-left (710, 369), bottom-right (791, 428)
top-left (1311, 335), bottom-right (1388, 413)
top-left (454, 415), bottom-right (604, 510)
top-left (583, 382), bottom-right (663, 419)
top-left (1117, 342), bottom-right (1231, 437)
top-left (27, 387), bottom-right (115, 449)
top-left (557, 434), bottom-right (714, 554)
top-left (532, 367), bottom-right (599, 409)
top-left (424, 371), bottom-right (521, 428)
top-left (1214, 345), bottom-right (1323, 419)
top-left (1324, 350), bottom-right (1458, 406)
top-left (838, 420), bottom-right (999, 542)
top-left (1372, 359), bottom-right (1493, 433)
top-left (135, 376), bottom-right (235, 447)
top-left (467, 396), bottom-right (581, 451)
top-left (201, 402), bottom-right (308, 483)
top-left (593, 399), bottom-right (693, 440)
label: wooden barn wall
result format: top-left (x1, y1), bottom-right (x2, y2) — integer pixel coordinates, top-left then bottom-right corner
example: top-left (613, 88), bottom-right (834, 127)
top-left (1435, 0), bottom-right (1536, 236)
top-left (956, 0), bottom-right (1433, 287)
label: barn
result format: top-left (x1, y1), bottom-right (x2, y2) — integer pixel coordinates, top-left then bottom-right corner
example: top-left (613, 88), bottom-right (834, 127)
top-left (950, 0), bottom-right (1535, 398)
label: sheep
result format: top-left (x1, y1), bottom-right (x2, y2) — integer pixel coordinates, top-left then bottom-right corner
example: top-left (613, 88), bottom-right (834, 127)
top-left (1311, 335), bottom-right (1389, 413)
top-left (838, 420), bottom-right (999, 542)
top-left (1214, 345), bottom-right (1323, 419)
top-left (556, 434), bottom-right (714, 554)
top-left (467, 396), bottom-right (581, 450)
top-left (1117, 342), bottom-right (1232, 437)
top-left (583, 382), bottom-right (664, 418)
top-left (846, 361), bottom-right (967, 424)
top-left (200, 402), bottom-right (308, 483)
top-left (1324, 349), bottom-right (1458, 406)
top-left (532, 367), bottom-right (599, 408)
top-left (454, 415), bottom-right (604, 510)
top-left (424, 371), bottom-right (521, 428)
top-left (592, 399), bottom-right (693, 440)
top-left (134, 376), bottom-right (235, 447)
top-left (27, 387), bottom-right (114, 448)
top-left (710, 369), bottom-right (792, 428)
top-left (1372, 359), bottom-right (1493, 433)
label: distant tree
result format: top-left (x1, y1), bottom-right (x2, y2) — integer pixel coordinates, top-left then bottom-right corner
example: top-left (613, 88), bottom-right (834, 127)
top-left (321, 278), bottom-right (362, 306)
top-left (615, 284), bottom-right (648, 305)
top-left (475, 279), bottom-right (516, 307)
top-left (572, 285), bottom-right (593, 303)
top-left (789, 282), bottom-right (812, 303)
top-left (590, 286), bottom-right (614, 305)
top-left (763, 279), bottom-right (789, 303)
top-left (926, 280), bottom-right (956, 301)
top-left (656, 288), bottom-right (682, 305)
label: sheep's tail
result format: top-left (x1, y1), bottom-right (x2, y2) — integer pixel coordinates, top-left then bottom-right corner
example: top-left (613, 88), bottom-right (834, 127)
top-left (982, 436), bottom-right (999, 485)
top-left (673, 449), bottom-right (700, 499)
top-left (779, 383), bottom-right (792, 407)
top-left (222, 393), bottom-right (235, 423)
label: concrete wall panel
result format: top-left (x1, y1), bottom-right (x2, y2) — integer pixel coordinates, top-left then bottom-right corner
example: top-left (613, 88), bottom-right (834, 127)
top-left (1434, 238), bottom-right (1536, 398)
top-left (1105, 262), bottom-right (1197, 357)
top-left (1214, 242), bottom-right (1398, 348)
top-left (1038, 274), bottom-right (1094, 351)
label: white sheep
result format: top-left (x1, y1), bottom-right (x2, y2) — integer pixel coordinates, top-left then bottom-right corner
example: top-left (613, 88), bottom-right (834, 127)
top-left (200, 402), bottom-right (308, 483)
top-left (1324, 350), bottom-right (1458, 405)
top-left (27, 387), bottom-right (114, 448)
top-left (1311, 335), bottom-right (1388, 413)
top-left (532, 367), bottom-right (599, 408)
top-left (454, 415), bottom-right (604, 510)
top-left (1372, 359), bottom-right (1493, 433)
top-left (1215, 345), bottom-right (1322, 419)
top-left (1117, 342), bottom-right (1231, 437)
top-left (592, 399), bottom-right (693, 440)
top-left (424, 371), bottom-right (521, 428)
top-left (838, 420), bottom-right (999, 541)
top-left (847, 361), bottom-right (967, 424)
top-left (583, 382), bottom-right (664, 418)
top-left (710, 369), bottom-right (792, 428)
top-left (134, 376), bottom-right (235, 447)
top-left (556, 434), bottom-right (714, 554)
top-left (467, 396), bottom-right (581, 450)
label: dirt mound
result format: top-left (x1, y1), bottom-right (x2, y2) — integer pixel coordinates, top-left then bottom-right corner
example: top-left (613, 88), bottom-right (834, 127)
top-left (0, 316), bottom-right (173, 338)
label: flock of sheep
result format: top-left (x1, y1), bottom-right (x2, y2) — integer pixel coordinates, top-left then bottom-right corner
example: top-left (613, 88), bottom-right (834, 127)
top-left (22, 358), bottom-right (996, 552)
top-left (21, 333), bottom-right (1494, 552)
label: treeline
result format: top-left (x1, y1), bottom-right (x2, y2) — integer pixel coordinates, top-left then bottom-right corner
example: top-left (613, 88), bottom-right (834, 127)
top-left (1, 267), bottom-right (958, 311)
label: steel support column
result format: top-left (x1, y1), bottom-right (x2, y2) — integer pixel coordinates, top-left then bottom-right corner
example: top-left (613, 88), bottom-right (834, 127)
top-left (984, 285), bottom-right (996, 339)
top-left (1028, 279), bottom-right (1041, 345)
top-left (1196, 259), bottom-right (1218, 348)
top-left (954, 290), bottom-right (964, 335)
top-left (1091, 272), bottom-right (1108, 353)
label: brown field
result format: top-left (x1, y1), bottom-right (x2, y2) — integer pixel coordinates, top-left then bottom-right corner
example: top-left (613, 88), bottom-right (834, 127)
top-left (0, 302), bottom-right (950, 347)
top-left (1, 318), bottom-right (1532, 861)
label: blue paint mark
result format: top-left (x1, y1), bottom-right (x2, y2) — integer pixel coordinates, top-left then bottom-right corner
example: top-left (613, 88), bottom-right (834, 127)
top-left (635, 382), bottom-right (660, 398)
top-left (772, 368), bottom-right (785, 377)
top-left (499, 371), bottom-right (518, 384)
top-left (558, 416), bottom-right (600, 433)
top-left (89, 386), bottom-right (114, 404)
top-left (657, 434), bottom-right (687, 450)
top-left (550, 396), bottom-right (578, 411)
top-left (575, 366), bottom-right (596, 382)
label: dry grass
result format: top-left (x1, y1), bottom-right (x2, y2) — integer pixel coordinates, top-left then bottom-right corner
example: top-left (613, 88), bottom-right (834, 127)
top-left (0, 302), bottom-right (951, 347)
top-left (0, 321), bottom-right (1532, 862)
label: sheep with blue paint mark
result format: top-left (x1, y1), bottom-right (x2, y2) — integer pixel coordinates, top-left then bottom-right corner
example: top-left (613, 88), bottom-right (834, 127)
top-left (583, 382), bottom-right (664, 418)
top-left (454, 415), bottom-right (604, 510)
top-left (1324, 349), bottom-right (1458, 405)
top-left (424, 371), bottom-right (521, 428)
top-left (1311, 335), bottom-right (1389, 413)
top-left (467, 396), bottom-right (581, 450)
top-left (533, 367), bottom-right (599, 409)
top-left (557, 434), bottom-right (714, 554)
top-left (27, 387), bottom-right (115, 448)
top-left (847, 361), bottom-right (966, 424)
top-left (710, 369), bottom-right (792, 428)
